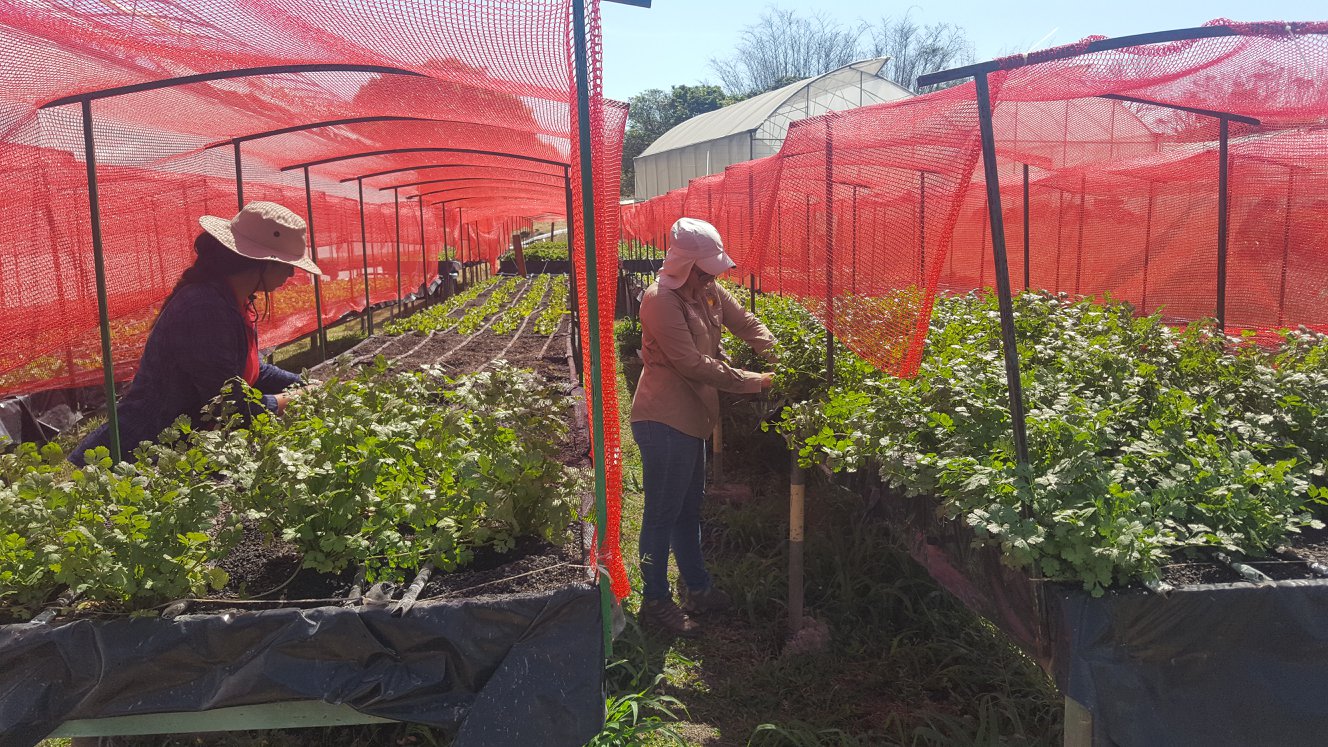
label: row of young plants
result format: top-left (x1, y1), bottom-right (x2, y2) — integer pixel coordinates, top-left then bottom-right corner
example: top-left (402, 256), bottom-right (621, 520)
top-left (0, 360), bottom-right (586, 616)
top-left (534, 274), bottom-right (570, 335)
top-left (725, 285), bottom-right (1328, 595)
top-left (490, 273), bottom-right (553, 334)
top-left (381, 276), bottom-right (499, 336)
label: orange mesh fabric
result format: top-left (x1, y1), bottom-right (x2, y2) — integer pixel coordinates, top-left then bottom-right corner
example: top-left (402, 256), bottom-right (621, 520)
top-left (622, 21), bottom-right (1328, 377)
top-left (0, 1), bottom-right (630, 597)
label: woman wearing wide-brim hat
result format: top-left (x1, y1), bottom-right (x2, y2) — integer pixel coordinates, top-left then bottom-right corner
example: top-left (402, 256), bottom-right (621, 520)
top-left (72, 201), bottom-right (321, 465)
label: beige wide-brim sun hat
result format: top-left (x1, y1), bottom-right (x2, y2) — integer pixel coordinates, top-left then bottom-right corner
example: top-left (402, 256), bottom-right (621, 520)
top-left (199, 201), bottom-right (322, 275)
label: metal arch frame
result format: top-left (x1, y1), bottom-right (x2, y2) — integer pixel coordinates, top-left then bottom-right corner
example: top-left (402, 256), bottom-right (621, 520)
top-left (412, 182), bottom-right (564, 200)
top-left (58, 63), bottom-right (427, 462)
top-left (280, 147), bottom-right (569, 172)
top-left (200, 116), bottom-right (452, 150)
top-left (915, 23), bottom-right (1315, 87)
top-left (380, 173), bottom-right (566, 193)
top-left (40, 64), bottom-right (425, 109)
top-left (337, 161), bottom-right (566, 184)
top-left (913, 23), bottom-right (1291, 473)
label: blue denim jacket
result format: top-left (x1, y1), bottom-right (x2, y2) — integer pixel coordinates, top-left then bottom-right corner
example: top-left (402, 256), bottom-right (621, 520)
top-left (72, 282), bottom-right (300, 464)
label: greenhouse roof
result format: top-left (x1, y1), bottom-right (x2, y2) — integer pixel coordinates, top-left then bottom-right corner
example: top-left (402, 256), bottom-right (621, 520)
top-left (639, 57), bottom-right (903, 157)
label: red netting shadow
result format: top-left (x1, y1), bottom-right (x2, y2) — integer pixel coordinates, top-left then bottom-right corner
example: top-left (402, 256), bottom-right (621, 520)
top-left (623, 21), bottom-right (1328, 382)
top-left (0, 0), bottom-right (630, 598)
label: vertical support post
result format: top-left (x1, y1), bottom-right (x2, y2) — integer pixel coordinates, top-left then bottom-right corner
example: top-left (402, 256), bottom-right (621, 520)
top-left (974, 73), bottom-right (1030, 468)
top-left (393, 188), bottom-right (403, 317)
top-left (749, 273), bottom-right (756, 313)
top-left (443, 203), bottom-right (454, 261)
top-left (788, 453), bottom-right (806, 634)
top-left (1074, 173), bottom-right (1086, 296)
top-left (1277, 169), bottom-right (1294, 327)
top-left (1216, 117), bottom-right (1230, 332)
top-left (357, 178), bottom-right (373, 336)
top-left (302, 167), bottom-right (327, 360)
top-left (1022, 163), bottom-right (1030, 292)
top-left (80, 99), bottom-right (121, 462)
top-left (776, 201), bottom-right (784, 294)
top-left (572, 0), bottom-right (613, 654)
top-left (824, 119), bottom-right (834, 388)
top-left (563, 169), bottom-right (583, 372)
top-left (417, 195), bottom-right (427, 308)
top-left (233, 140), bottom-right (245, 212)
top-left (919, 172), bottom-right (927, 284)
top-left (1141, 181), bottom-right (1156, 314)
top-left (850, 185), bottom-right (858, 295)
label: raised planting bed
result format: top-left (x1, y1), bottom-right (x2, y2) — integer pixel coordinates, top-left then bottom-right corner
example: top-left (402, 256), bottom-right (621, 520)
top-left (0, 279), bottom-right (602, 746)
top-left (723, 285), bottom-right (1328, 745)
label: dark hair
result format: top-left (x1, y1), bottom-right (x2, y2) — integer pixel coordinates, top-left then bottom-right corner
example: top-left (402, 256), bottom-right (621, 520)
top-left (156, 232), bottom-right (276, 324)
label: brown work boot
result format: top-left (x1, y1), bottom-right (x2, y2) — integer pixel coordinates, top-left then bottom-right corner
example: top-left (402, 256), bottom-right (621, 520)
top-left (680, 585), bottom-right (732, 615)
top-left (639, 599), bottom-right (702, 638)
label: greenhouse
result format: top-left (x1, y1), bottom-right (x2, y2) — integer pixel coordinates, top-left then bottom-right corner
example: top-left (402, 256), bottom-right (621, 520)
top-left (632, 57), bottom-right (913, 199)
top-left (0, 2), bottom-right (1326, 745)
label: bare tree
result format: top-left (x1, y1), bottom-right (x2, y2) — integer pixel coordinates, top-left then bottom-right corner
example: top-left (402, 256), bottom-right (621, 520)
top-left (866, 10), bottom-right (975, 92)
top-left (709, 7), bottom-right (865, 98)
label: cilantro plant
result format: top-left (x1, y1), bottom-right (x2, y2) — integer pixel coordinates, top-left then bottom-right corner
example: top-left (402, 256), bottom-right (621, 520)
top-left (760, 291), bottom-right (1328, 595)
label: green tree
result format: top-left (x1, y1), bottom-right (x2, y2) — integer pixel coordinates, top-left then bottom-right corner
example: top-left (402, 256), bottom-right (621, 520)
top-left (622, 84), bottom-right (733, 198)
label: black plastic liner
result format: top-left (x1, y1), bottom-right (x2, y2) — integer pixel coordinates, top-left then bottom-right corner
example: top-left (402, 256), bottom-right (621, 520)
top-left (0, 583), bottom-right (604, 747)
top-left (870, 480), bottom-right (1328, 746)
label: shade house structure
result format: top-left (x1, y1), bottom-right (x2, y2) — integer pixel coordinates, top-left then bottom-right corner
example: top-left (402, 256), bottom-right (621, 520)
top-left (632, 57), bottom-right (913, 199)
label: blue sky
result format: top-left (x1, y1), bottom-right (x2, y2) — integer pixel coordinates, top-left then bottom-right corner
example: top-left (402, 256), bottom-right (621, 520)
top-left (601, 0), bottom-right (1324, 101)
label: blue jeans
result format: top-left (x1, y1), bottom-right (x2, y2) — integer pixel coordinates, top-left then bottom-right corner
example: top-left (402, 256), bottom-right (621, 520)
top-left (631, 420), bottom-right (712, 602)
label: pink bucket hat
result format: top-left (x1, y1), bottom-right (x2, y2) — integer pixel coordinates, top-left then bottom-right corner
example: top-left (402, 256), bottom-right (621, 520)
top-left (658, 217), bottom-right (736, 289)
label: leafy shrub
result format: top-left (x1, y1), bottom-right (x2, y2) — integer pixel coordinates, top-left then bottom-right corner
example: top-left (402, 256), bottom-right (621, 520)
top-left (762, 290), bottom-right (1328, 594)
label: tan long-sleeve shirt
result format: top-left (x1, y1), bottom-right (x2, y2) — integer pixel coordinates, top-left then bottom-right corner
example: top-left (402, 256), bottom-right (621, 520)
top-left (630, 281), bottom-right (776, 439)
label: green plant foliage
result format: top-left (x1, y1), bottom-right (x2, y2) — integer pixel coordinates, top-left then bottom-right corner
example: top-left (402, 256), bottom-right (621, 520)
top-left (499, 241), bottom-right (568, 263)
top-left (0, 364), bottom-right (587, 612)
top-left (382, 276), bottom-right (499, 336)
top-left (490, 274), bottom-right (552, 335)
top-left (534, 276), bottom-right (571, 336)
top-left (756, 290), bottom-right (1328, 595)
top-left (0, 438), bottom-right (235, 611)
top-left (614, 317), bottom-right (642, 358)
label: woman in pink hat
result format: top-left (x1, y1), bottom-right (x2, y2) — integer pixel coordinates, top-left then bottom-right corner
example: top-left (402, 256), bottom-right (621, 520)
top-left (630, 217), bottom-right (779, 637)
top-left (72, 202), bottom-right (321, 465)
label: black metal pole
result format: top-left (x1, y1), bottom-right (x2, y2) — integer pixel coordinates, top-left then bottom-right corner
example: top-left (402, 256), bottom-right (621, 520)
top-left (824, 119), bottom-right (834, 387)
top-left (1216, 117), bottom-right (1230, 331)
top-left (418, 195), bottom-right (427, 307)
top-left (564, 169), bottom-right (583, 373)
top-left (393, 188), bottom-right (402, 316)
top-left (358, 178), bottom-right (373, 335)
top-left (1022, 163), bottom-right (1030, 291)
top-left (1278, 170), bottom-right (1294, 327)
top-left (974, 73), bottom-right (1030, 468)
top-left (80, 99), bottom-right (121, 462)
top-left (442, 203), bottom-right (450, 261)
top-left (919, 172), bottom-right (926, 284)
top-left (302, 167), bottom-right (327, 359)
top-left (850, 184), bottom-right (858, 295)
top-left (1074, 173), bottom-right (1086, 296)
top-left (233, 140), bottom-right (244, 211)
top-left (1141, 181), bottom-right (1155, 313)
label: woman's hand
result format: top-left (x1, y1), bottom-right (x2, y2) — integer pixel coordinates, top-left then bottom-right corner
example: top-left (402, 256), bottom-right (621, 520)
top-left (759, 372), bottom-right (775, 390)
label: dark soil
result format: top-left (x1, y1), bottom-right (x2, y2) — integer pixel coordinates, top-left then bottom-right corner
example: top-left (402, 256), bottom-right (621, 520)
top-left (417, 535), bottom-right (591, 601)
top-left (1157, 560), bottom-right (1244, 586)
